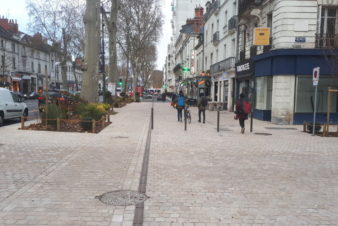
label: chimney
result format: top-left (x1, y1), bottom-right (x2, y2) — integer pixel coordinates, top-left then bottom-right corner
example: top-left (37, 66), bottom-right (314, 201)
top-left (195, 7), bottom-right (204, 18)
top-left (0, 16), bottom-right (19, 33)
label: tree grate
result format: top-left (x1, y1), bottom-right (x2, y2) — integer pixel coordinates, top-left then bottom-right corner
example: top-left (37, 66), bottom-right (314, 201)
top-left (95, 190), bottom-right (148, 206)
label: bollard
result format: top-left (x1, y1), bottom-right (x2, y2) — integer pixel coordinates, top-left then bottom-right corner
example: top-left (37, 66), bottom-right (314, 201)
top-left (184, 109), bottom-right (187, 131)
top-left (151, 107), bottom-right (154, 130)
top-left (57, 118), bottom-right (60, 131)
top-left (217, 110), bottom-right (220, 132)
top-left (21, 116), bottom-right (25, 129)
top-left (92, 120), bottom-right (96, 133)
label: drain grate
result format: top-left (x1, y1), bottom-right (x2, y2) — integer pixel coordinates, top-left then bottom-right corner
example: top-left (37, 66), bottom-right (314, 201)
top-left (95, 190), bottom-right (148, 206)
top-left (112, 136), bottom-right (129, 139)
top-left (254, 132), bottom-right (272, 136)
top-left (219, 128), bottom-right (232, 131)
top-left (265, 127), bottom-right (297, 130)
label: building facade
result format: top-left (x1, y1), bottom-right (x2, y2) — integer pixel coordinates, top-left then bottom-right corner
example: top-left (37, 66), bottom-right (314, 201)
top-left (237, 0), bottom-right (338, 124)
top-left (0, 17), bottom-right (82, 94)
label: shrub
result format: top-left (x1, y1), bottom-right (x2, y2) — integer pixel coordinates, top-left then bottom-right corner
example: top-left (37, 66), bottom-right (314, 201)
top-left (77, 103), bottom-right (108, 131)
top-left (41, 103), bottom-right (65, 126)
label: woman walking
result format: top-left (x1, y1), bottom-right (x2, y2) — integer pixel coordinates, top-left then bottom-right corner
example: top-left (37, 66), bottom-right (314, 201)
top-left (235, 93), bottom-right (250, 134)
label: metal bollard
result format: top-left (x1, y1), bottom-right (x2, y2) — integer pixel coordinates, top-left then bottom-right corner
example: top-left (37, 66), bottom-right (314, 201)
top-left (184, 109), bottom-right (187, 131)
top-left (217, 110), bottom-right (220, 132)
top-left (151, 107), bottom-right (154, 130)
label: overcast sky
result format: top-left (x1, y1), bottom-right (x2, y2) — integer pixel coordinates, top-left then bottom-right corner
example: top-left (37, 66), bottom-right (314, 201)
top-left (0, 0), bottom-right (172, 70)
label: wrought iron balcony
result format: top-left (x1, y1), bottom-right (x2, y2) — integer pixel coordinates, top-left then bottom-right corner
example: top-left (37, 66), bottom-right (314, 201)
top-left (212, 31), bottom-right (220, 45)
top-left (210, 57), bottom-right (236, 74)
top-left (228, 16), bottom-right (238, 31)
top-left (315, 33), bottom-right (338, 48)
top-left (238, 0), bottom-right (263, 16)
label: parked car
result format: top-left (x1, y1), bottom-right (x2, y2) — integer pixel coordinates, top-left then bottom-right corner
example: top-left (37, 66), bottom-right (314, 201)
top-left (0, 88), bottom-right (28, 126)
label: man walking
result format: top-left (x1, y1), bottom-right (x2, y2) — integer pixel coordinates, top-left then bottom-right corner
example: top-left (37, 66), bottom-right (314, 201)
top-left (197, 95), bottom-right (207, 123)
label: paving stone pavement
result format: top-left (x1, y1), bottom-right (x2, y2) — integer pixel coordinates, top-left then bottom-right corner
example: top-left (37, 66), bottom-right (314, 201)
top-left (0, 103), bottom-right (151, 226)
top-left (1, 102), bottom-right (338, 226)
top-left (145, 102), bottom-right (338, 226)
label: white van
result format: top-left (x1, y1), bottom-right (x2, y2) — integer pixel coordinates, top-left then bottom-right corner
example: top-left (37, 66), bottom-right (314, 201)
top-left (0, 88), bottom-right (28, 126)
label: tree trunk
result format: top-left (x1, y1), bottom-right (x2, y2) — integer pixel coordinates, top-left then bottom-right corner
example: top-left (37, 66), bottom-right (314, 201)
top-left (82, 0), bottom-right (100, 102)
top-left (109, 0), bottom-right (118, 83)
top-left (61, 29), bottom-right (68, 90)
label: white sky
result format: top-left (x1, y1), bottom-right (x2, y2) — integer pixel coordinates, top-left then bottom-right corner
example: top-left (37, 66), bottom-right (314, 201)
top-left (0, 0), bottom-right (172, 71)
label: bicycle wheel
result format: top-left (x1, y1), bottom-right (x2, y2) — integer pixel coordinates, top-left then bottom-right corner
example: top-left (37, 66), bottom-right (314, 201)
top-left (187, 112), bottom-right (191, 124)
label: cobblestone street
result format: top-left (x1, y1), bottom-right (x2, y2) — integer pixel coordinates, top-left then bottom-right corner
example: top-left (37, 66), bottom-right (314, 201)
top-left (1, 102), bottom-right (338, 225)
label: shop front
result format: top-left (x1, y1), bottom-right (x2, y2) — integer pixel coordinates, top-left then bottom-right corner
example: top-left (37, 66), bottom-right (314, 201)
top-left (254, 49), bottom-right (338, 125)
top-left (235, 59), bottom-right (254, 108)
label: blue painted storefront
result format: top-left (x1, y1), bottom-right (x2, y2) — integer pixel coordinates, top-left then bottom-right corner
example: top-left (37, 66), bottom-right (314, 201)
top-left (252, 49), bottom-right (338, 125)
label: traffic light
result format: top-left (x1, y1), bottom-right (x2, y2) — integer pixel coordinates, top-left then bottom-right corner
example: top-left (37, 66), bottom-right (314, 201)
top-left (182, 67), bottom-right (190, 72)
top-left (118, 79), bottom-right (123, 86)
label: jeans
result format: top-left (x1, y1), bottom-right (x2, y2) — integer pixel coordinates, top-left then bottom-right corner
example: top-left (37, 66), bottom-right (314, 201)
top-left (177, 108), bottom-right (183, 121)
top-left (198, 109), bottom-right (205, 123)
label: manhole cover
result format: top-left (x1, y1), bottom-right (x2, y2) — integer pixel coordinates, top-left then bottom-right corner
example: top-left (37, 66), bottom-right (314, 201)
top-left (95, 190), bottom-right (148, 206)
top-left (254, 132), bottom-right (272, 136)
top-left (265, 127), bottom-right (297, 130)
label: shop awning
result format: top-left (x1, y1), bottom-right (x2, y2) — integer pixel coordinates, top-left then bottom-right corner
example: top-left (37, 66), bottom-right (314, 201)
top-left (11, 76), bottom-right (21, 81)
top-left (22, 75), bottom-right (31, 80)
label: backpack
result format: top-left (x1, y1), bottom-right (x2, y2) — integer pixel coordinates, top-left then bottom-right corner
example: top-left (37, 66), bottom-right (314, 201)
top-left (177, 96), bottom-right (185, 107)
top-left (243, 101), bottom-right (251, 114)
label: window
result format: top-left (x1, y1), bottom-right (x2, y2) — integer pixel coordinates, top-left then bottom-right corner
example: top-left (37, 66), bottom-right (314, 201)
top-left (216, 49), bottom-right (218, 63)
top-left (31, 62), bottom-right (34, 72)
top-left (224, 44), bottom-right (227, 59)
top-left (38, 63), bottom-right (41, 73)
top-left (11, 43), bottom-right (15, 52)
top-left (45, 65), bottom-right (47, 75)
top-left (11, 93), bottom-right (20, 103)
top-left (31, 50), bottom-right (34, 57)
top-left (233, 1), bottom-right (237, 14)
top-left (210, 53), bottom-right (213, 65)
top-left (12, 58), bottom-right (16, 69)
top-left (1, 40), bottom-right (3, 48)
top-left (211, 23), bottom-right (214, 40)
top-left (205, 56), bottom-right (208, 69)
top-left (51, 60), bottom-right (54, 71)
top-left (1, 55), bottom-right (4, 68)
top-left (318, 7), bottom-right (338, 47)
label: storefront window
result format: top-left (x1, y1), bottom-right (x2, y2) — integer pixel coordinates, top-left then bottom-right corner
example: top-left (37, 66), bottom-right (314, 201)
top-left (256, 76), bottom-right (272, 110)
top-left (295, 75), bottom-right (338, 113)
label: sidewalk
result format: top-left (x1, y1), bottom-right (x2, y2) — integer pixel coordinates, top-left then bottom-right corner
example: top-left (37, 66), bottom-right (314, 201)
top-left (1, 102), bottom-right (338, 226)
top-left (145, 102), bottom-right (338, 225)
top-left (0, 103), bottom-right (152, 226)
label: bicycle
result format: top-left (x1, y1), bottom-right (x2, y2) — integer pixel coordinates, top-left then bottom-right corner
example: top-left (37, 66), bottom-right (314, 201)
top-left (184, 105), bottom-right (191, 124)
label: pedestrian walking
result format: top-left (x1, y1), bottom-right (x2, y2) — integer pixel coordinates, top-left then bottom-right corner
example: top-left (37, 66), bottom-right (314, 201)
top-left (176, 91), bottom-right (185, 122)
top-left (235, 93), bottom-right (251, 134)
top-left (197, 95), bottom-right (208, 123)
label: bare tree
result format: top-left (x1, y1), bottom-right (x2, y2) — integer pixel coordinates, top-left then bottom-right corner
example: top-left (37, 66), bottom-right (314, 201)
top-left (81, 0), bottom-right (100, 102)
top-left (118, 0), bottom-right (163, 96)
top-left (101, 0), bottom-right (119, 85)
top-left (26, 0), bottom-right (85, 89)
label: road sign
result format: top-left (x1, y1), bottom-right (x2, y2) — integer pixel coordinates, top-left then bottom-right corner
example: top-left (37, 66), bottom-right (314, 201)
top-left (313, 67), bottom-right (320, 86)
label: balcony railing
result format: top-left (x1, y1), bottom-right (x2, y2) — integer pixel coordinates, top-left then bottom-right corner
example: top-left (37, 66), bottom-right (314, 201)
top-left (213, 31), bottom-right (220, 45)
top-left (239, 0), bottom-right (263, 16)
top-left (210, 57), bottom-right (236, 74)
top-left (228, 16), bottom-right (238, 31)
top-left (315, 33), bottom-right (338, 48)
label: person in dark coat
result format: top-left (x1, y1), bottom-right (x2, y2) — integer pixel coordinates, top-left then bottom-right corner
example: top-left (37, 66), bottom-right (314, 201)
top-left (197, 95), bottom-right (208, 123)
top-left (235, 93), bottom-right (249, 134)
